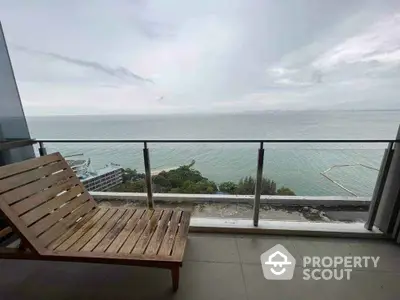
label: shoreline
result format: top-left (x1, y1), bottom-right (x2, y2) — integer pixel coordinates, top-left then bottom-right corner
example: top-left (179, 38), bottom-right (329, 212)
top-left (151, 167), bottom-right (178, 176)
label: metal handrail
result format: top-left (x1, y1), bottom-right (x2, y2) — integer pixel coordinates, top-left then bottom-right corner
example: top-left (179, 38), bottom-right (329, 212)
top-left (34, 138), bottom-right (400, 143)
top-left (34, 138), bottom-right (397, 230)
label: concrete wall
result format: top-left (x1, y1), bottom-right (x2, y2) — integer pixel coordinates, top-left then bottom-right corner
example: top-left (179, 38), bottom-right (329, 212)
top-left (0, 22), bottom-right (34, 166)
top-left (90, 191), bottom-right (371, 207)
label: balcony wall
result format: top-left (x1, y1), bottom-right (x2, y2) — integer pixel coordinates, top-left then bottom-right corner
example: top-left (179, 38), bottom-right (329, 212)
top-left (91, 191), bottom-right (370, 206)
top-left (89, 191), bottom-right (378, 236)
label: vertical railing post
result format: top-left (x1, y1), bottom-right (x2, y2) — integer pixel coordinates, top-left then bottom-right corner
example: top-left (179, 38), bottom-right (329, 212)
top-left (143, 142), bottom-right (154, 209)
top-left (365, 141), bottom-right (394, 230)
top-left (38, 141), bottom-right (47, 156)
top-left (253, 142), bottom-right (264, 227)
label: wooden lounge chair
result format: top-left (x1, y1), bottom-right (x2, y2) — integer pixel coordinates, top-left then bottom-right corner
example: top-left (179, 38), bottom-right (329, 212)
top-left (0, 153), bottom-right (191, 291)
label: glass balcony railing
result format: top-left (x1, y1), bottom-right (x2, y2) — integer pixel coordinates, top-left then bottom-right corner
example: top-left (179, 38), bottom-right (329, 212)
top-left (33, 138), bottom-right (396, 227)
top-left (149, 142), bottom-right (258, 220)
top-left (262, 143), bottom-right (385, 197)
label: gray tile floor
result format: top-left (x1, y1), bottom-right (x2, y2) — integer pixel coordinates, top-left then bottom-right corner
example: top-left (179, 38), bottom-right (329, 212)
top-left (1, 233), bottom-right (400, 300)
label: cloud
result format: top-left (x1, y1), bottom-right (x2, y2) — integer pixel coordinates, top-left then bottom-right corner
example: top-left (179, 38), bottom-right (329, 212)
top-left (257, 11), bottom-right (400, 109)
top-left (1, 0), bottom-right (400, 115)
top-left (13, 45), bottom-right (154, 84)
top-left (313, 14), bottom-right (400, 70)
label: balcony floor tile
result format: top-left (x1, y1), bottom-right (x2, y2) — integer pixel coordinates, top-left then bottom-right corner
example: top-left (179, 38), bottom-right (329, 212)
top-left (0, 233), bottom-right (399, 300)
top-left (184, 234), bottom-right (240, 263)
top-left (236, 235), bottom-right (301, 265)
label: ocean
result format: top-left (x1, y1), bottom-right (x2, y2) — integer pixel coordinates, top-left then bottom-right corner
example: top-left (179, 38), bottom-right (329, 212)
top-left (26, 111), bottom-right (400, 197)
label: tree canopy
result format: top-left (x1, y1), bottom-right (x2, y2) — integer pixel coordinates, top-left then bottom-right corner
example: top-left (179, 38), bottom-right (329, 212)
top-left (112, 163), bottom-right (295, 196)
top-left (276, 186), bottom-right (296, 196)
top-left (122, 168), bottom-right (145, 182)
top-left (219, 176), bottom-right (294, 195)
top-left (152, 165), bottom-right (217, 194)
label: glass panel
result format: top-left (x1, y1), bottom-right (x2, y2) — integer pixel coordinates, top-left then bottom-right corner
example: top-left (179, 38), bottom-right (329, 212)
top-left (41, 142), bottom-right (144, 198)
top-left (258, 143), bottom-right (386, 223)
top-left (35, 141), bottom-right (387, 225)
top-left (149, 142), bottom-right (258, 219)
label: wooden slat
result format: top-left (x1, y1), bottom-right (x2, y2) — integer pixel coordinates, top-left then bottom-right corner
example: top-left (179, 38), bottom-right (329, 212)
top-left (41, 204), bottom-right (99, 248)
top-left (158, 211), bottom-right (183, 257)
top-left (131, 210), bottom-right (163, 255)
top-left (0, 154), bottom-right (192, 269)
top-left (56, 208), bottom-right (109, 251)
top-left (44, 249), bottom-right (179, 263)
top-left (145, 210), bottom-right (173, 256)
top-left (0, 152), bottom-right (61, 180)
top-left (93, 209), bottom-right (135, 253)
top-left (47, 207), bottom-right (100, 250)
top-left (30, 192), bottom-right (91, 236)
top-left (0, 196), bottom-right (44, 253)
top-left (118, 210), bottom-right (154, 254)
top-left (0, 153), bottom-right (100, 256)
top-left (12, 178), bottom-right (80, 215)
top-left (2, 170), bottom-right (74, 205)
top-left (21, 185), bottom-right (83, 226)
top-left (0, 161), bottom-right (68, 194)
top-left (171, 211), bottom-right (191, 260)
top-left (81, 209), bottom-right (126, 252)
top-left (0, 226), bottom-right (12, 238)
top-left (105, 209), bottom-right (145, 254)
top-left (68, 208), bottom-right (117, 252)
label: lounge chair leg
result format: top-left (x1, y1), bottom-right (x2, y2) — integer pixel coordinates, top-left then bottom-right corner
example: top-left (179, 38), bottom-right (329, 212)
top-left (171, 266), bottom-right (179, 292)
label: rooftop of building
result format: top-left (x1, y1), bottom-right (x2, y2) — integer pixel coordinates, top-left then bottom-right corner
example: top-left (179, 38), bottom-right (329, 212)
top-left (79, 163), bottom-right (123, 182)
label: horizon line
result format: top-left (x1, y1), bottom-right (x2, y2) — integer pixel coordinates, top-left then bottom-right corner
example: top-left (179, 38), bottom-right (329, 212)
top-left (25, 109), bottom-right (400, 118)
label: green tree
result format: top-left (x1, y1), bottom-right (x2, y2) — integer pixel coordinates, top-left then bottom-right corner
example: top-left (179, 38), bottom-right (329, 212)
top-left (219, 181), bottom-right (237, 194)
top-left (236, 176), bottom-right (277, 195)
top-left (152, 174), bottom-right (172, 193)
top-left (166, 165), bottom-right (204, 188)
top-left (277, 186), bottom-right (296, 196)
top-left (112, 179), bottom-right (146, 192)
top-left (236, 176), bottom-right (256, 194)
top-left (179, 179), bottom-right (217, 194)
top-left (113, 162), bottom-right (295, 196)
top-left (169, 187), bottom-right (181, 193)
top-left (122, 168), bottom-right (145, 183)
top-left (261, 177), bottom-right (277, 195)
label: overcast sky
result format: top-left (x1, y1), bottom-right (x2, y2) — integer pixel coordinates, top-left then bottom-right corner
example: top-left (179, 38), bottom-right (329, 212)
top-left (1, 0), bottom-right (400, 115)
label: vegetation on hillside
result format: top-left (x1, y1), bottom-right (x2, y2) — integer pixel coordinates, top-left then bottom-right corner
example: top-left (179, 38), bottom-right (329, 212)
top-left (112, 162), bottom-right (295, 195)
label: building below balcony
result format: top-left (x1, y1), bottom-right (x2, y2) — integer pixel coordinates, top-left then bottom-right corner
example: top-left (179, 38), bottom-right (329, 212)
top-left (67, 158), bottom-right (123, 191)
